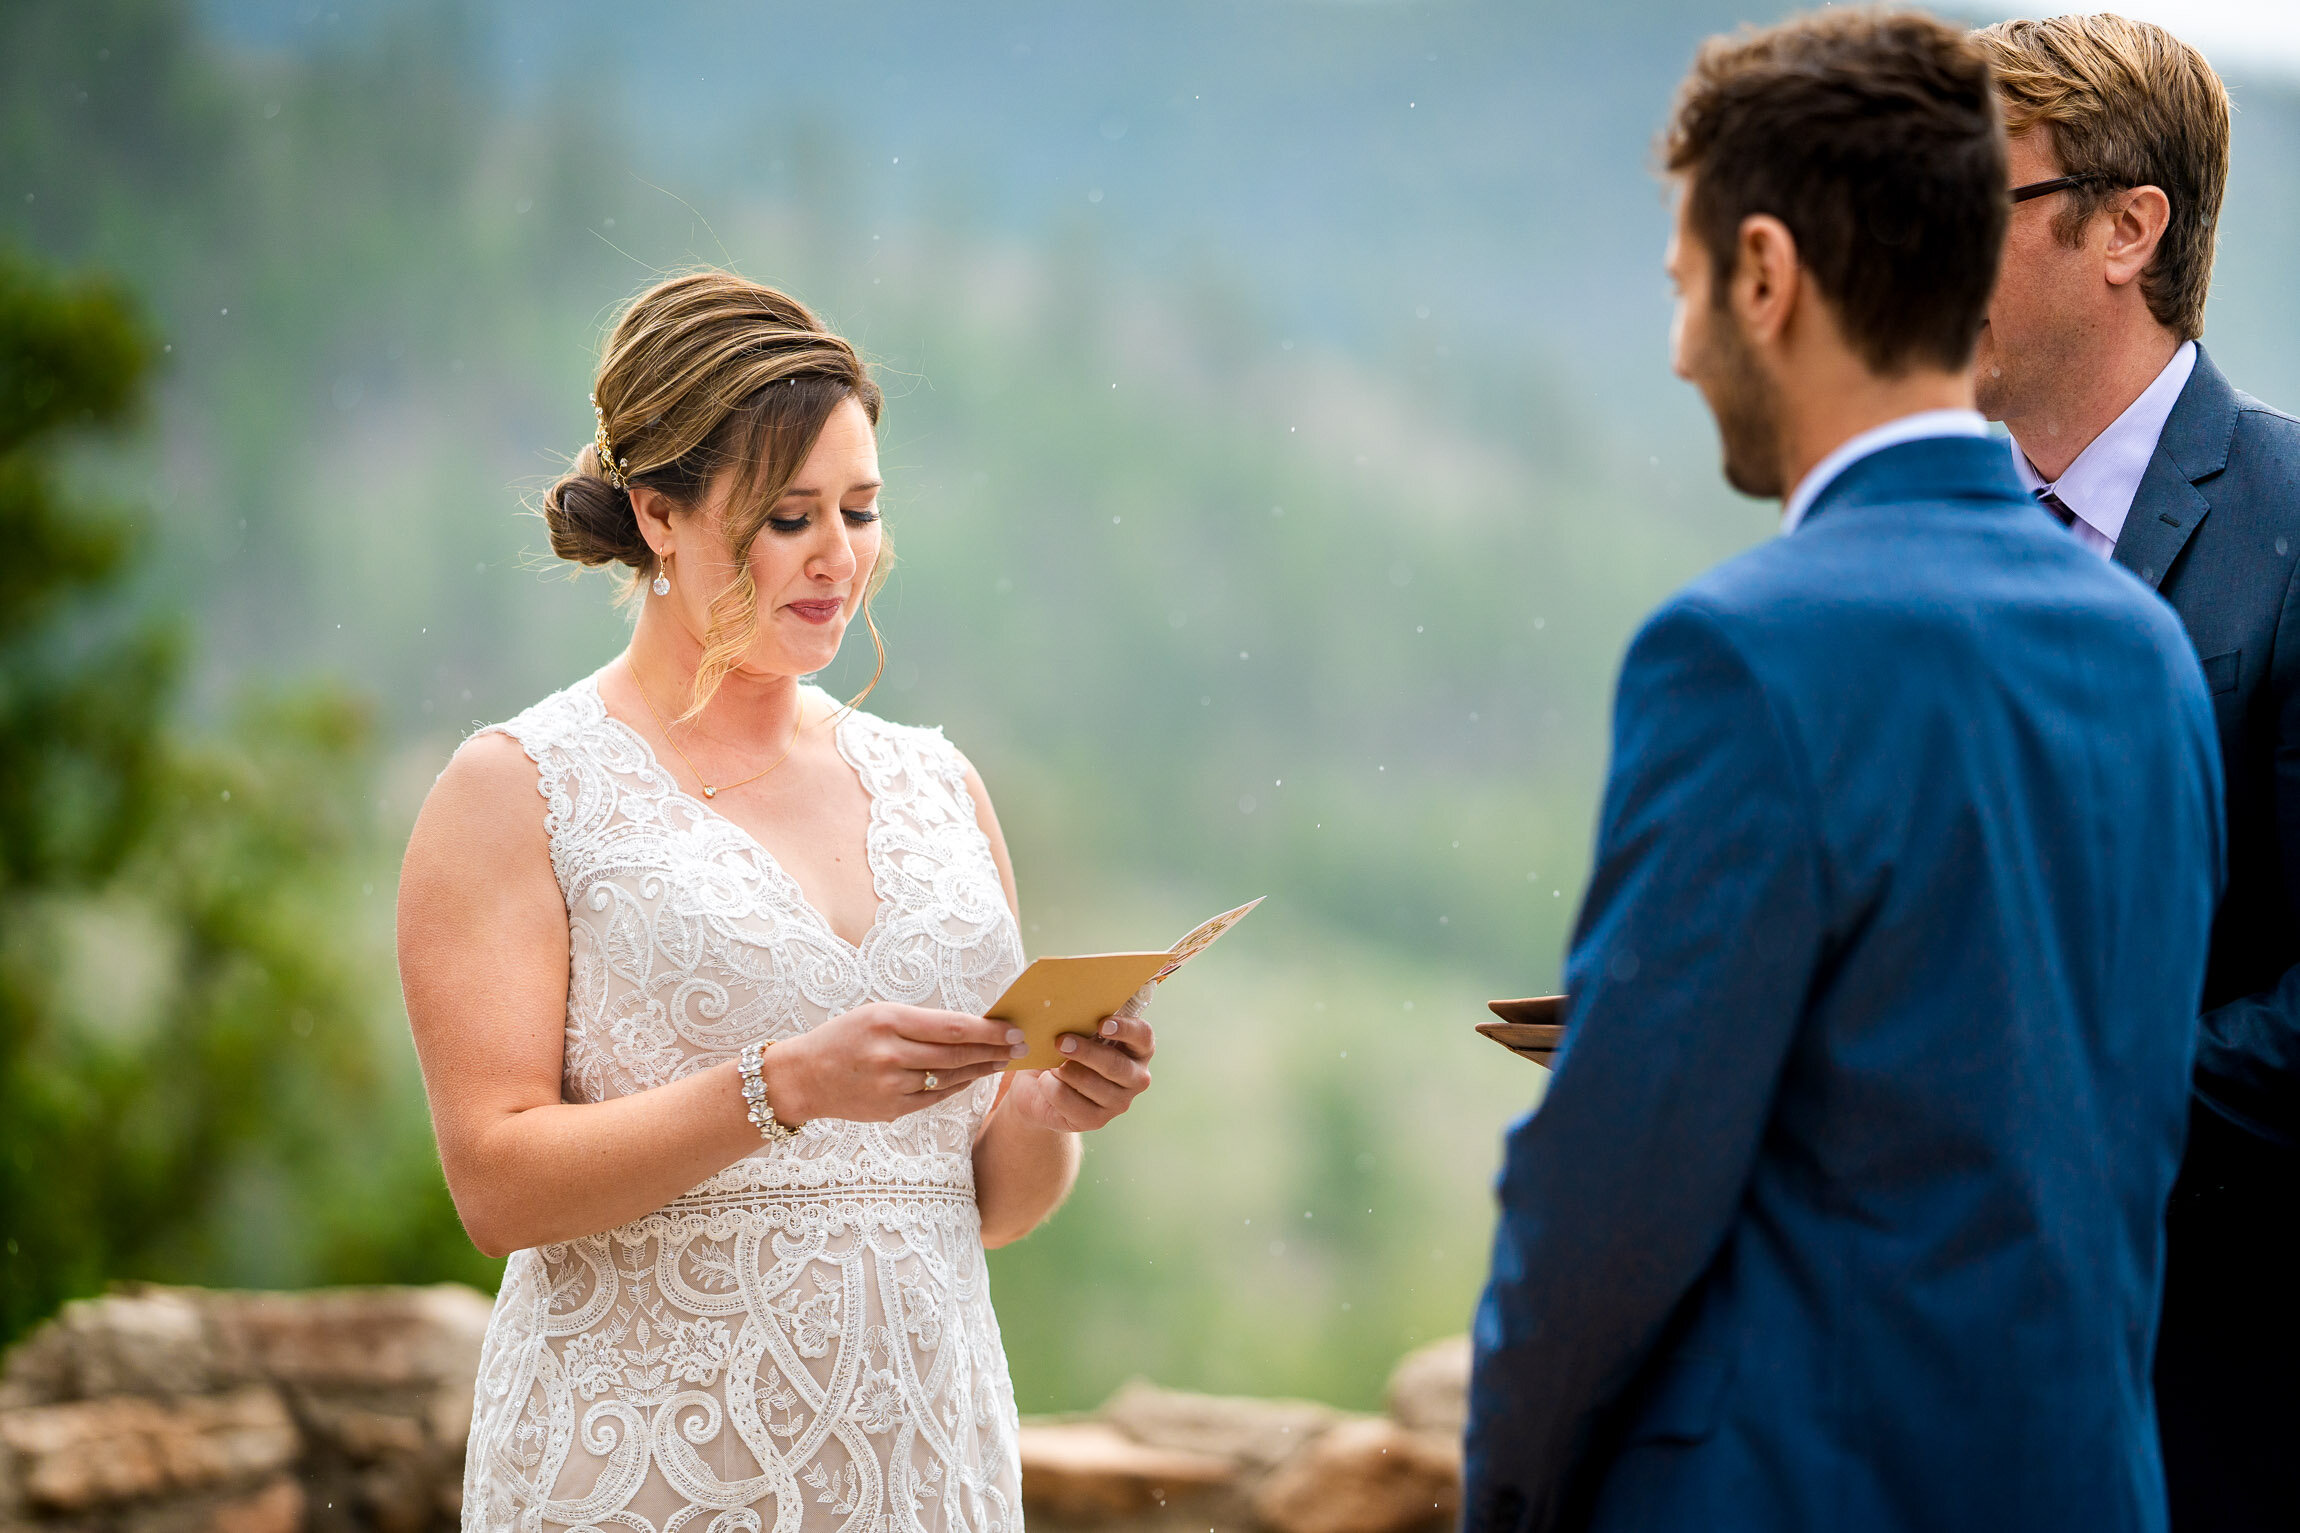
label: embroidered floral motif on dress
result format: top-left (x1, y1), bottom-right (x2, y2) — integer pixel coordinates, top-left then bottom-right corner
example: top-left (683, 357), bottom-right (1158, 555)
top-left (459, 675), bottom-right (1027, 1533)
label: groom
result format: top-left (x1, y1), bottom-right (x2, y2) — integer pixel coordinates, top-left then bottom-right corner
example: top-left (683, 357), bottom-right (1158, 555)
top-left (1464, 13), bottom-right (2222, 1533)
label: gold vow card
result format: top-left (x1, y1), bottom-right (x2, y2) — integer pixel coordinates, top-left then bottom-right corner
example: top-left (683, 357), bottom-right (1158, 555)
top-left (1152, 897), bottom-right (1265, 981)
top-left (989, 952), bottom-right (1172, 1072)
top-left (1479, 995), bottom-right (1566, 1064)
top-left (990, 897), bottom-right (1265, 1072)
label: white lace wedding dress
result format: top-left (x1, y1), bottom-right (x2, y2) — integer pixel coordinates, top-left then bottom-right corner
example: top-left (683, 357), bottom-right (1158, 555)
top-left (459, 674), bottom-right (1029, 1533)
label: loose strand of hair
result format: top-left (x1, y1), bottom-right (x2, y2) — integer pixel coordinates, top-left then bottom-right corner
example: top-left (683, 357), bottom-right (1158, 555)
top-left (834, 596), bottom-right (889, 725)
top-left (832, 526), bottom-right (897, 725)
top-left (685, 566), bottom-right (763, 721)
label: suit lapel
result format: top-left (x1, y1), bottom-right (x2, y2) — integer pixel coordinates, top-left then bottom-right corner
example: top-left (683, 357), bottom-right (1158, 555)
top-left (2114, 458), bottom-right (2209, 590)
top-left (2115, 347), bottom-right (2239, 590)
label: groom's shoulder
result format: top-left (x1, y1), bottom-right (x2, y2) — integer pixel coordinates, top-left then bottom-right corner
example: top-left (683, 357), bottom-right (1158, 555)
top-left (1647, 533), bottom-right (1855, 648)
top-left (1643, 496), bottom-right (2200, 700)
top-left (1664, 468), bottom-right (2126, 628)
top-left (1614, 546), bottom-right (1822, 703)
top-left (1632, 514), bottom-right (2012, 681)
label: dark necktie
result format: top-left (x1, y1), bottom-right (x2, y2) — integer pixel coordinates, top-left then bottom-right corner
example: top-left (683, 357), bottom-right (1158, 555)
top-left (2035, 487), bottom-right (2078, 529)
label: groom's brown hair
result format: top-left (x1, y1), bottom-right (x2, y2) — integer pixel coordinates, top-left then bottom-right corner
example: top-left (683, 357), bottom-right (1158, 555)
top-left (1663, 9), bottom-right (2007, 374)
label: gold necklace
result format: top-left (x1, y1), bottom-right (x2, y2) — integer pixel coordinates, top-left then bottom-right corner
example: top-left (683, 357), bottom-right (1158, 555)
top-left (633, 672), bottom-right (807, 800)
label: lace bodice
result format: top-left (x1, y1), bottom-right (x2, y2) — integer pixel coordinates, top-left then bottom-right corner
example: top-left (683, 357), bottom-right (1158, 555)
top-left (460, 674), bottom-right (1029, 1533)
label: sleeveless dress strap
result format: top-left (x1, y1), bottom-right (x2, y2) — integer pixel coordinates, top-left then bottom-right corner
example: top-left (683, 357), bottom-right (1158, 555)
top-left (473, 681), bottom-right (610, 902)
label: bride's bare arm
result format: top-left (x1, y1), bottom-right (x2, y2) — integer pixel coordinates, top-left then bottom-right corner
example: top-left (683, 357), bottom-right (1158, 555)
top-left (398, 733), bottom-right (1023, 1258)
top-left (963, 765), bottom-right (1155, 1250)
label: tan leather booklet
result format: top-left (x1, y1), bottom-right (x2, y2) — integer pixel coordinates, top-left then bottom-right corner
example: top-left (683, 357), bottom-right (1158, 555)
top-left (989, 898), bottom-right (1264, 1072)
top-left (1479, 995), bottom-right (1566, 1065)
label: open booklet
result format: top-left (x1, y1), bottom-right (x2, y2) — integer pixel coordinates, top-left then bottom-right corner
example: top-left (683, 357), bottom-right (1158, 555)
top-left (987, 898), bottom-right (1264, 1072)
top-left (1478, 995), bottom-right (1565, 1066)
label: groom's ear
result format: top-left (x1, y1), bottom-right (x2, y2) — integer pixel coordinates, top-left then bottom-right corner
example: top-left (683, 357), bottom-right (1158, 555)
top-left (1729, 213), bottom-right (1803, 350)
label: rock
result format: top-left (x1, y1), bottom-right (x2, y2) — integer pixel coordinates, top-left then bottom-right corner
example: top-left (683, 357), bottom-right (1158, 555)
top-left (0, 1284), bottom-right (492, 1415)
top-left (0, 1285), bottom-right (494, 1533)
top-left (1017, 1420), bottom-right (1234, 1521)
top-left (203, 1477), bottom-right (305, 1533)
top-left (0, 1290), bottom-right (216, 1408)
top-left (1383, 1335), bottom-right (1470, 1440)
top-left (0, 1387), bottom-right (298, 1512)
top-left (423, 1373), bottom-right (475, 1455)
top-left (204, 1287), bottom-right (491, 1393)
top-left (1098, 1380), bottom-right (1347, 1471)
top-left (1251, 1417), bottom-right (1460, 1533)
top-left (105, 1475), bottom-right (305, 1533)
top-left (298, 1404), bottom-right (427, 1465)
top-left (355, 1460), bottom-right (436, 1533)
top-left (107, 1477), bottom-right (305, 1533)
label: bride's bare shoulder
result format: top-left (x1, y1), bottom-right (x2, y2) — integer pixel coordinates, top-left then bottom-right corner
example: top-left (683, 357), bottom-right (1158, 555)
top-left (398, 726), bottom-right (568, 1040)
top-left (433, 727), bottom-right (545, 808)
top-left (404, 729), bottom-right (551, 881)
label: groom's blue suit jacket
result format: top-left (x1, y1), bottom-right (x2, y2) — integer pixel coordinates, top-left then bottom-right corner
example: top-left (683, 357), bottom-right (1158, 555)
top-left (1464, 437), bottom-right (2224, 1533)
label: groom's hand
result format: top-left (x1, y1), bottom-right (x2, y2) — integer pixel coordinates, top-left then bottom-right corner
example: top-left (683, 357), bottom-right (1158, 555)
top-left (1008, 1010), bottom-right (1156, 1132)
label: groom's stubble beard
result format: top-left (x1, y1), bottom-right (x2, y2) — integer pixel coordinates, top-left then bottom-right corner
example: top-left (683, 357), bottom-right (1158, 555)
top-left (1704, 302), bottom-right (1786, 500)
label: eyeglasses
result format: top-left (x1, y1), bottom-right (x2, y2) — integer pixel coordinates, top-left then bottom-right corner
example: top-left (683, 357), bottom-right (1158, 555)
top-left (2009, 174), bottom-right (2106, 204)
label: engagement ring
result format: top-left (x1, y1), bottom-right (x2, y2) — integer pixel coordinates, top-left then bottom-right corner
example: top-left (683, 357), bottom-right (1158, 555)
top-left (922, 1072), bottom-right (939, 1091)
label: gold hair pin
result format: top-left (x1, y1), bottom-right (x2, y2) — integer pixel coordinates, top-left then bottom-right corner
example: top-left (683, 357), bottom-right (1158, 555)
top-left (590, 392), bottom-right (630, 491)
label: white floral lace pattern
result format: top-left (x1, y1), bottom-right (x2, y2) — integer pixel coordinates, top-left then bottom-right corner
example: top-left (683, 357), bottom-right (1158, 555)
top-left (459, 676), bottom-right (1028, 1533)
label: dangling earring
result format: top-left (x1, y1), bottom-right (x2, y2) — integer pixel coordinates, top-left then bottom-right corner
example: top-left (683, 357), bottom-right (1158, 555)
top-left (652, 552), bottom-right (671, 597)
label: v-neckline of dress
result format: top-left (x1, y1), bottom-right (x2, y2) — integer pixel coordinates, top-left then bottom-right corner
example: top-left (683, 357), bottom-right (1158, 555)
top-left (581, 673), bottom-right (890, 956)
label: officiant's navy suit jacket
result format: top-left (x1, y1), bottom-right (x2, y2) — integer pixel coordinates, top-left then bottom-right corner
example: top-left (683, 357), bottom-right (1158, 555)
top-left (1464, 437), bottom-right (2224, 1533)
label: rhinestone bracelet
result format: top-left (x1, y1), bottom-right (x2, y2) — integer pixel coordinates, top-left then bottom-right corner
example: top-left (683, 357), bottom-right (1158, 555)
top-left (738, 1042), bottom-right (798, 1142)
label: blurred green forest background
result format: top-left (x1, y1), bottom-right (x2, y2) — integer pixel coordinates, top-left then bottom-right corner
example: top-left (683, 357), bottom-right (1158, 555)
top-left (4, 0), bottom-right (2298, 1410)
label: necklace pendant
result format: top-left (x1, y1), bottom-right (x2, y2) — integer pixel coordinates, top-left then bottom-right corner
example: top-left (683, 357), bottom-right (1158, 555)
top-left (702, 785), bottom-right (716, 798)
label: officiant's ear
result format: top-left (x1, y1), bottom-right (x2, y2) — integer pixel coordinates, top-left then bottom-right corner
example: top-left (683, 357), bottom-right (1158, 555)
top-left (2100, 185), bottom-right (2173, 291)
top-left (1729, 214), bottom-right (1802, 350)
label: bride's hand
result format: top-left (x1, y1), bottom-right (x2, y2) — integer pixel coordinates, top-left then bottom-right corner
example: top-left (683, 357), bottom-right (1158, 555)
top-left (1002, 992), bottom-right (1156, 1134)
top-left (762, 1005), bottom-right (1027, 1126)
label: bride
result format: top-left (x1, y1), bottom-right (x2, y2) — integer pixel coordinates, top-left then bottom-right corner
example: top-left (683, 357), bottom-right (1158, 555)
top-left (396, 271), bottom-right (1156, 1533)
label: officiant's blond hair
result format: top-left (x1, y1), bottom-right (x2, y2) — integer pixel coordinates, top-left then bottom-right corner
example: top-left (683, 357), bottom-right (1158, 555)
top-left (541, 270), bottom-right (889, 717)
top-left (1975, 15), bottom-right (2229, 341)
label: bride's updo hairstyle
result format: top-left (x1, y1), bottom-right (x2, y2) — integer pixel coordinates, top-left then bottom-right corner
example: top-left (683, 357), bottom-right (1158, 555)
top-left (540, 270), bottom-right (888, 717)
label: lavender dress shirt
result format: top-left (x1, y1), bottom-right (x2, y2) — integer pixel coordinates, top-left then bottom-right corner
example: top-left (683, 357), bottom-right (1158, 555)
top-left (2012, 341), bottom-right (2198, 558)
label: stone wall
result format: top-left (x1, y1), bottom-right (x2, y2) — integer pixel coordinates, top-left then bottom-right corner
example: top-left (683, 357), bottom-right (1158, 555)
top-left (0, 1287), bottom-right (489, 1533)
top-left (0, 1288), bottom-right (1468, 1533)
